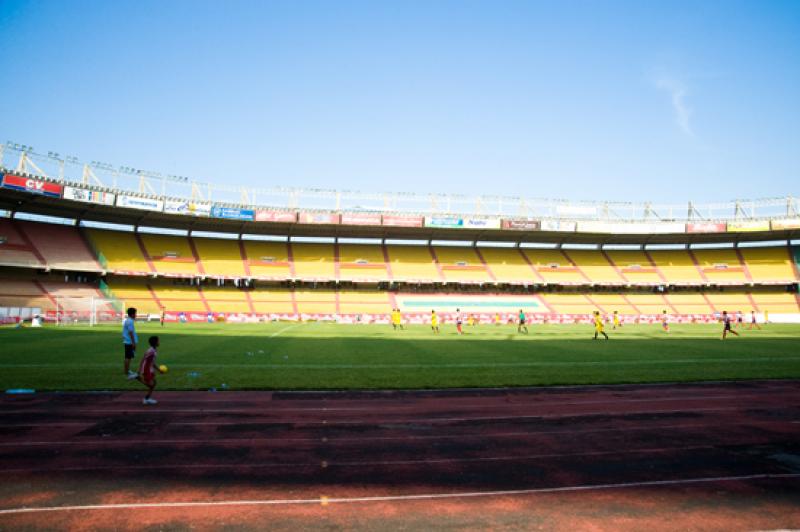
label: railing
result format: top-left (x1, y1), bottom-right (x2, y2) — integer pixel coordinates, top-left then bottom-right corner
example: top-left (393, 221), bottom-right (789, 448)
top-left (1, 141), bottom-right (798, 222)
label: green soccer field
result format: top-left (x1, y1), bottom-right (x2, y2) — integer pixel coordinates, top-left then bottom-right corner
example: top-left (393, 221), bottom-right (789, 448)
top-left (1, 321), bottom-right (799, 391)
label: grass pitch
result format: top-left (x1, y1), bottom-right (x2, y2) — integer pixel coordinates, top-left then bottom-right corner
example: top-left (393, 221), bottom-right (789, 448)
top-left (1, 321), bottom-right (799, 391)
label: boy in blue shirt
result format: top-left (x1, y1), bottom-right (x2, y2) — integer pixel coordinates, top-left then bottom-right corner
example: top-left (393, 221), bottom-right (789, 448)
top-left (122, 307), bottom-right (139, 379)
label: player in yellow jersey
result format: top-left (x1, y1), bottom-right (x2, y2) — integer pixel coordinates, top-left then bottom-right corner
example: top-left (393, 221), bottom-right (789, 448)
top-left (593, 311), bottom-right (609, 340)
top-left (431, 310), bottom-right (439, 334)
top-left (391, 308), bottom-right (404, 330)
top-left (494, 313), bottom-right (501, 326)
top-left (612, 310), bottom-right (621, 330)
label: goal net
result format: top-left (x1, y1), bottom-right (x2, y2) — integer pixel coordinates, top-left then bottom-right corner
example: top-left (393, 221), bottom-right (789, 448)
top-left (54, 296), bottom-right (125, 326)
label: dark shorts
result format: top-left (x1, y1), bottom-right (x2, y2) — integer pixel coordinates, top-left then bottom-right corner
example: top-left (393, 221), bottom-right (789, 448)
top-left (724, 323), bottom-right (732, 331)
top-left (124, 344), bottom-right (135, 359)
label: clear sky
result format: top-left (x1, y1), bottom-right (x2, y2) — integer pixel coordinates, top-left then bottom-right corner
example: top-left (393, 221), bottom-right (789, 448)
top-left (0, 0), bottom-right (798, 204)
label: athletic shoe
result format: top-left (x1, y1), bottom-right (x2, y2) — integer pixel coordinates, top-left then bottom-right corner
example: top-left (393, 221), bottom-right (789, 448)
top-left (127, 371), bottom-right (138, 380)
top-left (142, 398), bottom-right (158, 405)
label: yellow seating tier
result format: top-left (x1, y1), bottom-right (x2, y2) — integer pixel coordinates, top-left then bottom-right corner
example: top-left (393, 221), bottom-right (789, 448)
top-left (291, 243), bottom-right (335, 280)
top-left (139, 234), bottom-right (199, 276)
top-left (338, 244), bottom-right (389, 281)
top-left (564, 250), bottom-right (624, 284)
top-left (386, 246), bottom-right (440, 281)
top-left (194, 237), bottom-right (246, 278)
top-left (740, 247), bottom-right (795, 283)
top-left (692, 249), bottom-right (748, 283)
top-left (433, 246), bottom-right (490, 282)
top-left (649, 250), bottom-right (704, 283)
top-left (478, 248), bottom-right (535, 283)
top-left (244, 241), bottom-right (292, 280)
top-left (522, 249), bottom-right (585, 283)
top-left (605, 251), bottom-right (662, 283)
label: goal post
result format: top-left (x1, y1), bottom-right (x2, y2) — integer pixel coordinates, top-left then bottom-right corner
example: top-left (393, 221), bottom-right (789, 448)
top-left (54, 296), bottom-right (125, 326)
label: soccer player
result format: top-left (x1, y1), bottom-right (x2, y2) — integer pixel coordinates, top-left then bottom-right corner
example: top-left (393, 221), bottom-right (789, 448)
top-left (122, 307), bottom-right (138, 379)
top-left (517, 309), bottom-right (528, 334)
top-left (612, 310), bottom-right (621, 330)
top-left (494, 313), bottom-right (501, 326)
top-left (160, 308), bottom-right (165, 327)
top-left (764, 310), bottom-right (769, 324)
top-left (661, 310), bottom-right (670, 333)
top-left (722, 311), bottom-right (739, 339)
top-left (396, 308), bottom-right (404, 330)
top-left (431, 310), bottom-right (439, 334)
top-left (748, 310), bottom-right (761, 330)
top-left (593, 311), bottom-right (609, 340)
top-left (137, 336), bottom-right (162, 405)
top-left (456, 308), bottom-right (464, 335)
top-left (390, 308), bottom-right (398, 330)
top-left (736, 310), bottom-right (743, 329)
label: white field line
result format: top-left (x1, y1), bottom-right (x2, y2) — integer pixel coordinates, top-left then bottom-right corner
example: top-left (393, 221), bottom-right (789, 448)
top-left (0, 473), bottom-right (797, 515)
top-left (2, 356), bottom-right (800, 369)
top-left (269, 324), bottom-right (302, 338)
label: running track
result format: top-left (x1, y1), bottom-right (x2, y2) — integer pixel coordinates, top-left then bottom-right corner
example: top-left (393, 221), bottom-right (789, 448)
top-left (1, 380), bottom-right (799, 530)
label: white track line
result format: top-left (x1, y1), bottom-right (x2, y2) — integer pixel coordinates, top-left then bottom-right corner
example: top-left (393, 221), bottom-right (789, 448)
top-left (268, 324), bottom-right (302, 338)
top-left (0, 473), bottom-right (796, 515)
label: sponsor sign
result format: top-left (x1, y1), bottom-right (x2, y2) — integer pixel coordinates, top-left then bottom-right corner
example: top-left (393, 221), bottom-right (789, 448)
top-left (255, 210), bottom-right (297, 223)
top-left (210, 206), bottom-right (255, 221)
top-left (686, 222), bottom-right (726, 233)
top-left (771, 218), bottom-right (800, 230)
top-left (341, 212), bottom-right (382, 226)
top-left (577, 221), bottom-right (685, 234)
top-left (727, 220), bottom-right (770, 232)
top-left (116, 194), bottom-right (164, 212)
top-left (297, 212), bottom-right (340, 224)
top-left (382, 215), bottom-right (424, 227)
top-left (502, 219), bottom-right (541, 231)
top-left (164, 199), bottom-right (212, 216)
top-left (0, 174), bottom-right (63, 198)
top-left (540, 220), bottom-right (577, 232)
top-left (425, 216), bottom-right (463, 228)
top-left (462, 217), bottom-right (501, 229)
top-left (63, 186), bottom-right (115, 205)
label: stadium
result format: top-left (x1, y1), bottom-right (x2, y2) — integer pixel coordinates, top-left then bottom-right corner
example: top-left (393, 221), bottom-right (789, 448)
top-left (1, 141), bottom-right (799, 528)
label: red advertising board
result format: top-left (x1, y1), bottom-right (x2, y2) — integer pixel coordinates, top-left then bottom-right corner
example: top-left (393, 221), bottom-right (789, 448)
top-left (341, 213), bottom-right (382, 226)
top-left (382, 215), bottom-right (424, 228)
top-left (501, 219), bottom-right (541, 230)
top-left (1, 174), bottom-right (63, 198)
top-left (255, 210), bottom-right (297, 223)
top-left (686, 222), bottom-right (726, 233)
top-left (297, 212), bottom-right (340, 225)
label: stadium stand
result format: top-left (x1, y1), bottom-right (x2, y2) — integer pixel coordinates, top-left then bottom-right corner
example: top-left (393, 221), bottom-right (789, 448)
top-left (242, 241), bottom-right (293, 280)
top-left (292, 243), bottom-right (336, 280)
top-left (139, 233), bottom-right (201, 277)
top-left (739, 247), bottom-right (796, 284)
top-left (0, 218), bottom-right (44, 268)
top-left (386, 245), bottom-right (441, 282)
top-left (85, 228), bottom-right (151, 274)
top-left (476, 248), bottom-right (537, 284)
top-left (522, 249), bottom-right (586, 284)
top-left (604, 250), bottom-right (664, 284)
top-left (433, 246), bottom-right (492, 283)
top-left (193, 237), bottom-right (247, 278)
top-left (648, 250), bottom-right (705, 284)
top-left (338, 244), bottom-right (390, 282)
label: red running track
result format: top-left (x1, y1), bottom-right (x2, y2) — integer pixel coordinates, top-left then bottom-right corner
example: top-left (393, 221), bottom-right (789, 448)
top-left (1, 380), bottom-right (799, 530)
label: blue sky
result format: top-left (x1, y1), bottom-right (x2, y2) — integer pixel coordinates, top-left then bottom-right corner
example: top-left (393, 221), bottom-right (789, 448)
top-left (0, 0), bottom-right (798, 204)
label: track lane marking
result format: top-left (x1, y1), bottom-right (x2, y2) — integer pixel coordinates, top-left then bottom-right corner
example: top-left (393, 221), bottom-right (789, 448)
top-left (0, 473), bottom-right (797, 515)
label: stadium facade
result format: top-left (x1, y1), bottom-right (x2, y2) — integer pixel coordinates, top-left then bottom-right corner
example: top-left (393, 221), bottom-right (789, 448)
top-left (1, 143), bottom-right (799, 325)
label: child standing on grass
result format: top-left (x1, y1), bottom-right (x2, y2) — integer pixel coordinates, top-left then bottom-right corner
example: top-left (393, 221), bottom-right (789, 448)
top-left (122, 307), bottom-right (138, 379)
top-left (138, 336), bottom-right (162, 405)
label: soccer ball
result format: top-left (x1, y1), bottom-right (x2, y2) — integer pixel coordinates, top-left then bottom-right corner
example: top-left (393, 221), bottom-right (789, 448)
top-left (159, 364), bottom-right (168, 374)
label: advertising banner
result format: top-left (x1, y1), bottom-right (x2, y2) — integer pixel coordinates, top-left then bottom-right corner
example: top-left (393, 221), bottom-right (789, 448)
top-left (297, 212), bottom-right (340, 225)
top-left (210, 205), bottom-right (255, 221)
top-left (425, 216), bottom-right (463, 228)
top-left (63, 186), bottom-right (115, 205)
top-left (382, 215), bottom-right (424, 227)
top-left (116, 194), bottom-right (164, 212)
top-left (727, 220), bottom-right (770, 232)
top-left (540, 220), bottom-right (577, 232)
top-left (341, 213), bottom-right (382, 226)
top-left (164, 199), bottom-right (211, 217)
top-left (577, 221), bottom-right (685, 234)
top-left (686, 222), bottom-right (727, 233)
top-left (0, 174), bottom-right (63, 198)
top-left (771, 218), bottom-right (800, 230)
top-left (255, 210), bottom-right (297, 223)
top-left (462, 217), bottom-right (501, 229)
top-left (501, 219), bottom-right (541, 231)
